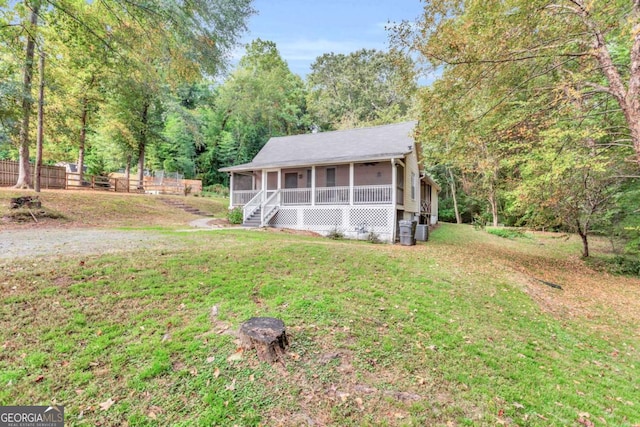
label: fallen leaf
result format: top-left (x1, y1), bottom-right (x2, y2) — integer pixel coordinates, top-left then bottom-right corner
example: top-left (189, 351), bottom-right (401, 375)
top-left (206, 356), bottom-right (215, 364)
top-left (162, 333), bottom-right (171, 342)
top-left (227, 349), bottom-right (244, 362)
top-left (75, 389), bottom-right (84, 395)
top-left (225, 378), bottom-right (236, 391)
top-left (513, 402), bottom-right (525, 409)
top-left (213, 367), bottom-right (220, 378)
top-left (249, 374), bottom-right (254, 382)
top-left (34, 375), bottom-right (44, 383)
top-left (99, 398), bottom-right (115, 411)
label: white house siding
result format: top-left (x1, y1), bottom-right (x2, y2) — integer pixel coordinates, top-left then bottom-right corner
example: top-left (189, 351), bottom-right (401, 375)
top-left (403, 148), bottom-right (420, 214)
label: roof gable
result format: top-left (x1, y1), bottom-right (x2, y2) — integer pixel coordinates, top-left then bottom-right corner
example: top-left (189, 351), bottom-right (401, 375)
top-left (220, 121), bottom-right (417, 172)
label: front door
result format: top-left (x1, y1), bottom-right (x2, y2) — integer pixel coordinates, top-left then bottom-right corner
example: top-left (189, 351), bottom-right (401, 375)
top-left (266, 171), bottom-right (278, 197)
top-left (285, 173), bottom-right (298, 189)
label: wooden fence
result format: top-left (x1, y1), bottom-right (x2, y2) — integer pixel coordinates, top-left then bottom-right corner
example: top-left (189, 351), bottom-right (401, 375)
top-left (0, 160), bottom-right (66, 189)
top-left (0, 160), bottom-right (202, 195)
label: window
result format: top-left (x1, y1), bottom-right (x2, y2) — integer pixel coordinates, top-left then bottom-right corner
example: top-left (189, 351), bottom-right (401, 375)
top-left (284, 173), bottom-right (298, 189)
top-left (411, 172), bottom-right (416, 200)
top-left (326, 167), bottom-right (336, 187)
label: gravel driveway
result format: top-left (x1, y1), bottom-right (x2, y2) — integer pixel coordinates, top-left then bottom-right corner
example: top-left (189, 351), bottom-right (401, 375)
top-left (0, 228), bottom-right (171, 260)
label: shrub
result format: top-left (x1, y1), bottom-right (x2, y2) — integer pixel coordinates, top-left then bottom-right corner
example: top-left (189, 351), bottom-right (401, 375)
top-left (486, 228), bottom-right (528, 239)
top-left (203, 184), bottom-right (230, 198)
top-left (227, 207), bottom-right (244, 224)
top-left (603, 256), bottom-right (640, 277)
top-left (326, 227), bottom-right (344, 240)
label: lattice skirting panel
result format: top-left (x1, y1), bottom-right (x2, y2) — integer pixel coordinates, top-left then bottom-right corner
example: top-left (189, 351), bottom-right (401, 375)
top-left (270, 206), bottom-right (396, 242)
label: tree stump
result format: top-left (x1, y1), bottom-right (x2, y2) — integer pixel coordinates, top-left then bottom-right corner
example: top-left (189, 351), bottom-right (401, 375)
top-left (239, 317), bottom-right (289, 364)
top-left (10, 196), bottom-right (41, 209)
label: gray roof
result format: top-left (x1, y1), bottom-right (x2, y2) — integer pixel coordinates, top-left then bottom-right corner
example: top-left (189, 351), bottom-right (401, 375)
top-left (219, 121), bottom-right (418, 172)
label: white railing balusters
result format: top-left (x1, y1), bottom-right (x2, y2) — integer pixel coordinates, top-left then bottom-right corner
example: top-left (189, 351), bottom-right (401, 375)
top-left (233, 190), bottom-right (260, 206)
top-left (262, 190), bottom-right (281, 224)
top-left (281, 188), bottom-right (312, 205)
top-left (243, 190), bottom-right (264, 221)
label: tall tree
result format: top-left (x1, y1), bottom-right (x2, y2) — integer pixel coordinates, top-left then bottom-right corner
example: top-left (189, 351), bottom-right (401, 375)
top-left (14, 0), bottom-right (40, 188)
top-left (393, 0), bottom-right (640, 169)
top-left (202, 39), bottom-right (309, 185)
top-left (306, 49), bottom-right (416, 130)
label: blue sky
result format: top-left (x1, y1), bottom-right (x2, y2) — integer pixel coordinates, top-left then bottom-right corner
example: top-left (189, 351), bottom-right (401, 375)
top-left (237, 0), bottom-right (425, 77)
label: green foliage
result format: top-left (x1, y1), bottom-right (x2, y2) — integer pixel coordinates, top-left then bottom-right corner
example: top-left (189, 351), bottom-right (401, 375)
top-left (227, 207), bottom-right (243, 224)
top-left (200, 39), bottom-right (310, 186)
top-left (486, 227), bottom-right (529, 240)
top-left (393, 0), bottom-right (639, 256)
top-left (306, 49), bottom-right (417, 130)
top-left (203, 184), bottom-right (230, 198)
top-left (587, 256), bottom-right (640, 278)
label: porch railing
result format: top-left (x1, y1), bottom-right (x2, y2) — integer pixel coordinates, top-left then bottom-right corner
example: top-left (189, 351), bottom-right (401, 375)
top-left (243, 190), bottom-right (263, 221)
top-left (233, 190), bottom-right (260, 206)
top-left (262, 190), bottom-right (281, 224)
top-left (316, 186), bottom-right (350, 204)
top-left (281, 188), bottom-right (312, 205)
top-left (354, 185), bottom-right (392, 204)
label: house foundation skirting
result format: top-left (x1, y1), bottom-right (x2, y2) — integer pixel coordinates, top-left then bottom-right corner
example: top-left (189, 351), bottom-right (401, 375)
top-left (270, 206), bottom-right (396, 242)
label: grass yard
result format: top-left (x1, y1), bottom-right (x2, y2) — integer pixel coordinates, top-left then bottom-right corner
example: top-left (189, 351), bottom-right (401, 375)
top-left (0, 191), bottom-right (639, 426)
top-left (0, 188), bottom-right (229, 229)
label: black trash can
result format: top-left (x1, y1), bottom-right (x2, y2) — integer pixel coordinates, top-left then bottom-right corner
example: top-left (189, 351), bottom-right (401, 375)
top-left (399, 220), bottom-right (417, 246)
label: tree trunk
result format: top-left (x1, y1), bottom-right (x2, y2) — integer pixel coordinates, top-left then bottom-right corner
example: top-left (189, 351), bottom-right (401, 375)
top-left (125, 154), bottom-right (131, 192)
top-left (488, 185), bottom-right (499, 227)
top-left (580, 3), bottom-right (640, 169)
top-left (136, 102), bottom-right (149, 190)
top-left (77, 98), bottom-right (88, 185)
top-left (578, 228), bottom-right (590, 258)
top-left (447, 167), bottom-right (462, 224)
top-left (14, 1), bottom-right (40, 189)
top-left (34, 47), bottom-right (44, 193)
top-left (77, 75), bottom-right (95, 185)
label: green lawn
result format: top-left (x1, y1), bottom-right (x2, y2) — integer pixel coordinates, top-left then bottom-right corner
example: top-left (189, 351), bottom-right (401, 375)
top-left (1, 224), bottom-right (638, 426)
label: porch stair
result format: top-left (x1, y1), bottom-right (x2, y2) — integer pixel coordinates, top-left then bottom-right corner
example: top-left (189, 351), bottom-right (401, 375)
top-left (243, 208), bottom-right (262, 227)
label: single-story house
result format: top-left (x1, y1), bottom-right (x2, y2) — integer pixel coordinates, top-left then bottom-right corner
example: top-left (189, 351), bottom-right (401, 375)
top-left (219, 121), bottom-right (439, 242)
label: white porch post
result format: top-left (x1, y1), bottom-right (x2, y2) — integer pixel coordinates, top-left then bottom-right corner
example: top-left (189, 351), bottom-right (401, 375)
top-left (229, 173), bottom-right (234, 208)
top-left (277, 169), bottom-right (282, 190)
top-left (391, 159), bottom-right (397, 242)
top-left (391, 159), bottom-right (397, 207)
top-left (311, 165), bottom-right (316, 206)
top-left (431, 190), bottom-right (439, 225)
top-left (349, 163), bottom-right (354, 205)
top-left (261, 170), bottom-right (267, 201)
